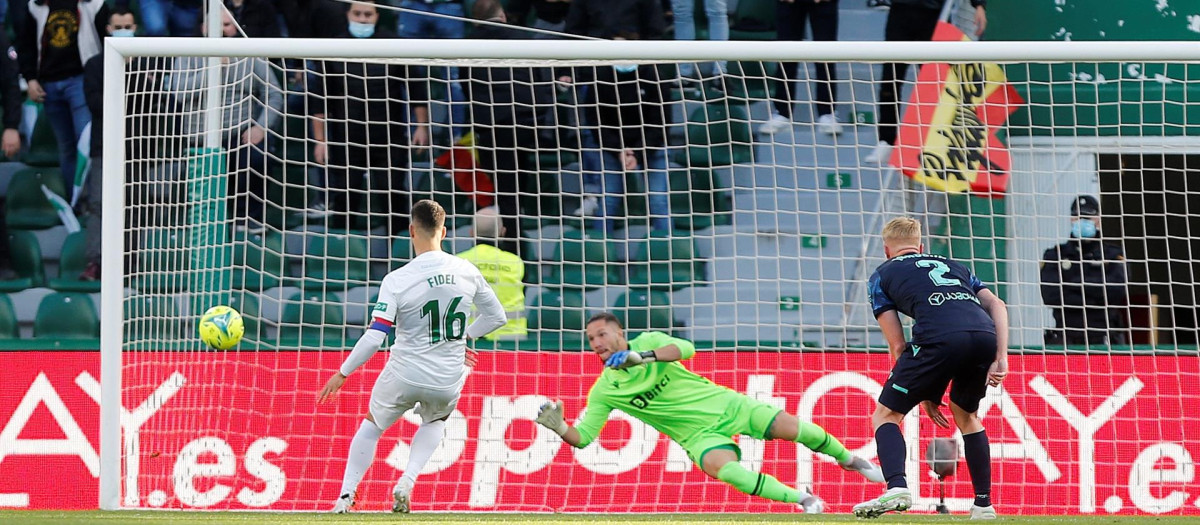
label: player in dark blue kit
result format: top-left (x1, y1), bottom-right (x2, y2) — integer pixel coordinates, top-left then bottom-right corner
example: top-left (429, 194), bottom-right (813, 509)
top-left (854, 217), bottom-right (1009, 520)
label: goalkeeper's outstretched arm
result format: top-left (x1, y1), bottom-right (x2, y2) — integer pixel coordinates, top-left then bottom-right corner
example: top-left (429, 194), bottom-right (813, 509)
top-left (536, 394), bottom-right (612, 449)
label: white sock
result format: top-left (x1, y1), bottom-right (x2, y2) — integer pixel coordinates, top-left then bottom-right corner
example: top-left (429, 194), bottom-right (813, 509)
top-left (340, 419), bottom-right (383, 496)
top-left (401, 420), bottom-right (446, 486)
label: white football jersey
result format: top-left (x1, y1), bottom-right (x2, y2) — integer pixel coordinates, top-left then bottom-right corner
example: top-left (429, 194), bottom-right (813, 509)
top-left (372, 250), bottom-right (506, 390)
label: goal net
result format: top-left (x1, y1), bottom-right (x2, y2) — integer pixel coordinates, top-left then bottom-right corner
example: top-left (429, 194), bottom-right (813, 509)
top-left (100, 35), bottom-right (1200, 516)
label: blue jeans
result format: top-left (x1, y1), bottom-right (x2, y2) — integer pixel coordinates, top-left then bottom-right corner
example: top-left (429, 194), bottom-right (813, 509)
top-left (582, 131), bottom-right (670, 232)
top-left (399, 1), bottom-right (467, 135)
top-left (137, 0), bottom-right (203, 37)
top-left (672, 0), bottom-right (729, 77)
top-left (42, 75), bottom-right (91, 201)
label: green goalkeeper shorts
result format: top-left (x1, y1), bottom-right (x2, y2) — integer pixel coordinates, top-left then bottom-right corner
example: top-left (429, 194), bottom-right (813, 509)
top-left (677, 394), bottom-right (783, 466)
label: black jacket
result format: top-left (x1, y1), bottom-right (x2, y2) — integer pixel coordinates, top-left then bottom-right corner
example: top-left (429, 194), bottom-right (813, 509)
top-left (892, 0), bottom-right (985, 10)
top-left (1040, 238), bottom-right (1127, 332)
top-left (308, 26), bottom-right (428, 147)
top-left (226, 0), bottom-right (281, 38)
top-left (0, 33), bottom-right (22, 131)
top-left (280, 0), bottom-right (347, 38)
top-left (584, 65), bottom-right (670, 151)
top-left (466, 23), bottom-right (555, 128)
top-left (564, 0), bottom-right (665, 39)
top-left (507, 0), bottom-right (572, 25)
top-left (83, 54), bottom-right (163, 159)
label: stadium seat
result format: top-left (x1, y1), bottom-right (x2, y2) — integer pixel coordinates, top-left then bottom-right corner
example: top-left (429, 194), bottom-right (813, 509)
top-left (300, 231), bottom-right (371, 291)
top-left (48, 231), bottom-right (100, 292)
top-left (670, 169), bottom-right (733, 231)
top-left (0, 294), bottom-right (19, 339)
top-left (231, 230), bottom-right (286, 290)
top-left (676, 103), bottom-right (754, 167)
top-left (34, 292), bottom-right (99, 339)
top-left (528, 289), bottom-right (586, 332)
top-left (728, 0), bottom-right (778, 41)
top-left (228, 291), bottom-right (263, 346)
top-left (412, 169), bottom-right (475, 230)
top-left (543, 230), bottom-right (622, 289)
top-left (134, 229), bottom-right (188, 293)
top-left (126, 295), bottom-right (180, 341)
top-left (615, 289), bottom-right (675, 333)
top-left (6, 167), bottom-right (66, 230)
top-left (0, 230), bottom-right (43, 292)
top-left (628, 232), bottom-right (706, 291)
top-left (22, 104), bottom-right (60, 167)
top-left (725, 60), bottom-right (778, 100)
top-left (278, 291), bottom-right (347, 348)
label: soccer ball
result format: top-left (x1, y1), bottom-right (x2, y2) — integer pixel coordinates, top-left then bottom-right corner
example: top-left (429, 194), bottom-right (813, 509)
top-left (198, 305), bottom-right (244, 350)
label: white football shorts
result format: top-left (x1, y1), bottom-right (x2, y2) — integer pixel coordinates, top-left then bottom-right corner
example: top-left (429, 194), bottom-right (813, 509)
top-left (368, 366), bottom-right (462, 429)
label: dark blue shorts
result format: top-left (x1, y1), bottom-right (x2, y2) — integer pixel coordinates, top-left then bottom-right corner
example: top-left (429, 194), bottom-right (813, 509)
top-left (878, 331), bottom-right (997, 414)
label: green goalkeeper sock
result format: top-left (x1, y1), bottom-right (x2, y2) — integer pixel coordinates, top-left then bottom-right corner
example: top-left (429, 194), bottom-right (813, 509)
top-left (795, 421), bottom-right (853, 464)
top-left (717, 461), bottom-right (801, 503)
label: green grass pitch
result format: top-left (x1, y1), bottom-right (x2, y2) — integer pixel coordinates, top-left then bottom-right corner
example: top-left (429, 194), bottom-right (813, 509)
top-left (1, 512), bottom-right (1195, 525)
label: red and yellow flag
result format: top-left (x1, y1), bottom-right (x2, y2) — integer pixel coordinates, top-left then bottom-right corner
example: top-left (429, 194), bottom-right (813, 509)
top-left (890, 22), bottom-right (1023, 197)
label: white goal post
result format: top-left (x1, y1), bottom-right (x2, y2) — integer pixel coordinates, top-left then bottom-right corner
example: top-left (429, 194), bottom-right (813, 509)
top-left (99, 37), bottom-right (1200, 514)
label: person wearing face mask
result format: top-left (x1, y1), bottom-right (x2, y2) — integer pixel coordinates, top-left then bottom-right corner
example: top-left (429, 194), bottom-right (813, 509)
top-left (1040, 195), bottom-right (1128, 347)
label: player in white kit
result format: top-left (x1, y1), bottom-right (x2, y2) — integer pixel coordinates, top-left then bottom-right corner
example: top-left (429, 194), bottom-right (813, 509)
top-left (319, 199), bottom-right (507, 513)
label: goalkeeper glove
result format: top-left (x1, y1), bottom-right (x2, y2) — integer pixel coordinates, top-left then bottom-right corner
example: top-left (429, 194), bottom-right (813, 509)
top-left (536, 400), bottom-right (569, 436)
top-left (605, 350), bottom-right (656, 369)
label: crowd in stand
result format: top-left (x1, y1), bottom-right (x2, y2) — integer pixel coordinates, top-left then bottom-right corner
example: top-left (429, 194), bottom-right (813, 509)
top-left (0, 0), bottom-right (984, 287)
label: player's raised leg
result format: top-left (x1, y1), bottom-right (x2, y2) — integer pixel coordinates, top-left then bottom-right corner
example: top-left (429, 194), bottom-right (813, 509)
top-left (766, 412), bottom-right (884, 483)
top-left (853, 403), bottom-right (912, 519)
top-left (698, 447), bottom-right (824, 513)
top-left (333, 415), bottom-right (385, 513)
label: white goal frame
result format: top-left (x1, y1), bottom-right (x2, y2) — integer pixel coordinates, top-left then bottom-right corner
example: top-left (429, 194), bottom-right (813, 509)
top-left (99, 37), bottom-right (1200, 510)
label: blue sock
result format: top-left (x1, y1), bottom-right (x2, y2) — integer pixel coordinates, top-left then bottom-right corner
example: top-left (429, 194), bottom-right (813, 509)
top-left (963, 430), bottom-right (992, 507)
top-left (875, 423), bottom-right (907, 489)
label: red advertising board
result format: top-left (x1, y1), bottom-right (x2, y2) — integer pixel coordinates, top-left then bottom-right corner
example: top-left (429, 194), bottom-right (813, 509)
top-left (1, 351), bottom-right (1197, 515)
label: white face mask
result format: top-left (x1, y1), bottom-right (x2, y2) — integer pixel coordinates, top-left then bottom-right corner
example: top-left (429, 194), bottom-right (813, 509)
top-left (111, 29), bottom-right (136, 38)
top-left (613, 64), bottom-right (638, 74)
top-left (348, 21), bottom-right (375, 38)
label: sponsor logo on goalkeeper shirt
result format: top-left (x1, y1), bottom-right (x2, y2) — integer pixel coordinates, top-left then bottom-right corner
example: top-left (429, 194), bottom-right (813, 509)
top-left (629, 375), bottom-right (671, 409)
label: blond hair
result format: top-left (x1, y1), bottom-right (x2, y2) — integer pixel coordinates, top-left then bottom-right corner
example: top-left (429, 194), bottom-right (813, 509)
top-left (881, 217), bottom-right (922, 245)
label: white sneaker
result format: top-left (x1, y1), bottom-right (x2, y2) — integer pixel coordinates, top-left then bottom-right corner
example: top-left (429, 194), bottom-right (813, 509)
top-left (757, 114), bottom-right (792, 135)
top-left (306, 201), bottom-right (330, 219)
top-left (816, 113), bottom-right (843, 135)
top-left (864, 141), bottom-right (894, 165)
top-left (853, 487), bottom-right (912, 519)
top-left (840, 455), bottom-right (885, 483)
top-left (331, 492), bottom-right (355, 513)
top-left (573, 196), bottom-right (599, 217)
top-left (970, 504), bottom-right (998, 520)
top-left (392, 477), bottom-right (414, 513)
top-left (798, 491), bottom-right (825, 514)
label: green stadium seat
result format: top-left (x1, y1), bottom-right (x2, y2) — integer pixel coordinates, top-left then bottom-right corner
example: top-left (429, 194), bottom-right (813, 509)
top-left (729, 0), bottom-right (778, 41)
top-left (628, 232), bottom-right (706, 291)
top-left (228, 291), bottom-right (263, 346)
top-left (49, 231), bottom-right (100, 292)
top-left (301, 231), bottom-right (371, 291)
top-left (669, 169), bottom-right (733, 231)
top-left (126, 295), bottom-right (180, 341)
top-left (0, 230), bottom-right (43, 292)
top-left (615, 289), bottom-right (675, 333)
top-left (544, 230), bottom-right (622, 290)
top-left (0, 294), bottom-right (19, 339)
top-left (34, 292), bottom-right (99, 339)
top-left (528, 289), bottom-right (586, 332)
top-left (231, 230), bottom-right (286, 290)
top-left (22, 104), bottom-right (60, 167)
top-left (133, 229), bottom-right (188, 293)
top-left (6, 167), bottom-right (66, 230)
top-left (725, 60), bottom-right (778, 99)
top-left (278, 291), bottom-right (347, 348)
top-left (674, 103), bottom-right (754, 168)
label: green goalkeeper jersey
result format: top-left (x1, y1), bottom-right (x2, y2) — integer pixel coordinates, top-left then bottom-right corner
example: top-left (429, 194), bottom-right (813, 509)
top-left (574, 332), bottom-right (744, 447)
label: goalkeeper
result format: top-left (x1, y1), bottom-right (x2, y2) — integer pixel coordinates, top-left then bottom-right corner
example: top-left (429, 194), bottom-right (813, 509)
top-left (536, 312), bottom-right (883, 512)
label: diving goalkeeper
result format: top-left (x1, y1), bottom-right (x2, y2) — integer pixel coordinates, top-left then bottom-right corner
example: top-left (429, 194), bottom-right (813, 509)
top-left (536, 312), bottom-right (883, 512)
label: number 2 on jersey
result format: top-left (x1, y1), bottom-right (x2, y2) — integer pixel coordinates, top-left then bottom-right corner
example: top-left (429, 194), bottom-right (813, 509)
top-left (420, 296), bottom-right (466, 344)
top-left (916, 260), bottom-right (962, 287)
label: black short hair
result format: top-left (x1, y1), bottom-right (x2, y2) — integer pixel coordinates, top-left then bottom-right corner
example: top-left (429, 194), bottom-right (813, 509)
top-left (110, 6), bottom-right (134, 18)
top-left (471, 0), bottom-right (504, 20)
top-left (410, 199), bottom-right (446, 235)
top-left (587, 311), bottom-right (623, 329)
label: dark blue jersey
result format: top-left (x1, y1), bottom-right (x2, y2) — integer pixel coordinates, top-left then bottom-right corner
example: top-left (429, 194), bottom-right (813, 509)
top-left (868, 253), bottom-right (995, 343)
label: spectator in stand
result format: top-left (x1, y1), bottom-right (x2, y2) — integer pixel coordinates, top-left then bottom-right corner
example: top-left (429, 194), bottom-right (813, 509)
top-left (395, 0), bottom-right (468, 137)
top-left (564, 0), bottom-right (670, 232)
top-left (467, 0), bottom-right (554, 255)
top-left (115, 0), bottom-right (202, 36)
top-left (0, 30), bottom-right (24, 282)
top-left (458, 206), bottom-right (527, 340)
top-left (169, 10), bottom-right (283, 233)
top-left (1040, 195), bottom-right (1128, 347)
top-left (758, 0), bottom-right (841, 136)
top-left (505, 0), bottom-right (571, 37)
top-left (224, 0), bottom-right (281, 38)
top-left (81, 8), bottom-right (163, 280)
top-left (17, 0), bottom-right (109, 203)
top-left (310, 0), bottom-right (429, 235)
top-left (865, 0), bottom-right (986, 164)
top-left (670, 0), bottom-right (728, 83)
top-left (280, 0), bottom-right (346, 39)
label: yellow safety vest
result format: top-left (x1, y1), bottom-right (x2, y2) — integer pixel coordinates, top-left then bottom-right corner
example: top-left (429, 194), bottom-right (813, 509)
top-left (458, 243), bottom-right (527, 339)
